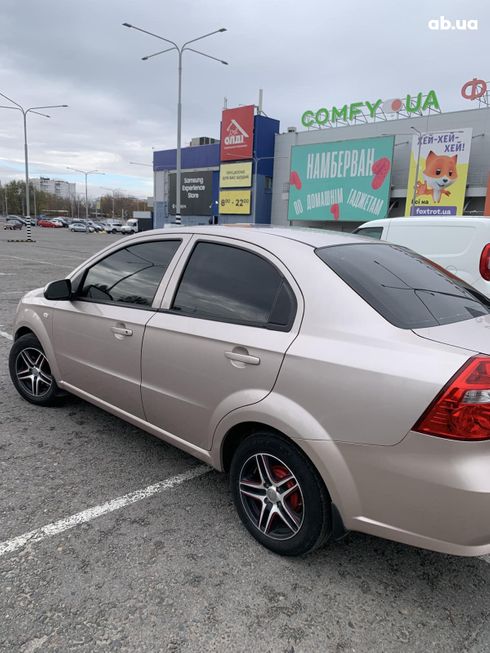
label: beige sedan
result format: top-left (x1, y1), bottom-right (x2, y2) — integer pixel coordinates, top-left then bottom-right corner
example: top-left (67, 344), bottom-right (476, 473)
top-left (9, 227), bottom-right (490, 556)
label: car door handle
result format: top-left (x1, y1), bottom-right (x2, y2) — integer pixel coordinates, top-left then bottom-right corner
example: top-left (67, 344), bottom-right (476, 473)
top-left (225, 351), bottom-right (260, 365)
top-left (111, 326), bottom-right (133, 337)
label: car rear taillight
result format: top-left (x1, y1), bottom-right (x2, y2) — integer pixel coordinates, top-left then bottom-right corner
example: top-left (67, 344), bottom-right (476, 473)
top-left (480, 243), bottom-right (490, 281)
top-left (414, 356), bottom-right (490, 441)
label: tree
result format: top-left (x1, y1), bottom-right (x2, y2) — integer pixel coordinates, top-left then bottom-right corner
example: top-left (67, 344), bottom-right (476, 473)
top-left (0, 179), bottom-right (75, 216)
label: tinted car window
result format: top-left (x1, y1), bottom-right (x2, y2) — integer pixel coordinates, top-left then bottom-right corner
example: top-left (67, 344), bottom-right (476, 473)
top-left (172, 242), bottom-right (296, 329)
top-left (80, 240), bottom-right (181, 307)
top-left (354, 227), bottom-right (383, 240)
top-left (316, 243), bottom-right (490, 329)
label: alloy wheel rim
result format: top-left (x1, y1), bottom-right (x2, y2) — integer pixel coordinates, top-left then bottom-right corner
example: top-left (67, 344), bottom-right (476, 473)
top-left (15, 347), bottom-right (53, 397)
top-left (239, 453), bottom-right (304, 541)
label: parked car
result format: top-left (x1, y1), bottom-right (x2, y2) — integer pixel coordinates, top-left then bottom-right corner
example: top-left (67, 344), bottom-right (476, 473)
top-left (354, 216), bottom-right (490, 298)
top-left (87, 221), bottom-right (104, 233)
top-left (8, 227), bottom-right (490, 557)
top-left (7, 215), bottom-right (30, 226)
top-left (51, 218), bottom-right (69, 228)
top-left (69, 221), bottom-right (93, 233)
top-left (120, 219), bottom-right (139, 235)
top-left (38, 219), bottom-right (59, 228)
top-left (4, 218), bottom-right (23, 230)
top-left (105, 221), bottom-right (123, 234)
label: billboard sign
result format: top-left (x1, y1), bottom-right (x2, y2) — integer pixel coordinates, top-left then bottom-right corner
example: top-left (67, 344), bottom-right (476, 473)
top-left (219, 161), bottom-right (253, 187)
top-left (405, 128), bottom-right (472, 216)
top-left (301, 90), bottom-right (440, 128)
top-left (168, 171), bottom-right (213, 216)
top-left (219, 189), bottom-right (251, 215)
top-left (288, 136), bottom-right (394, 222)
top-left (220, 105), bottom-right (254, 161)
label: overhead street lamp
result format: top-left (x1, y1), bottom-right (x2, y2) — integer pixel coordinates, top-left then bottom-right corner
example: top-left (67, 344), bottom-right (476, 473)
top-left (66, 167), bottom-right (105, 221)
top-left (0, 91), bottom-right (68, 240)
top-left (123, 22), bottom-right (228, 224)
top-left (129, 161), bottom-right (153, 168)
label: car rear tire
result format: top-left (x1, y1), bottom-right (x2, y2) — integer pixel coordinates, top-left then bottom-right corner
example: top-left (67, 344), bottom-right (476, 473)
top-left (9, 334), bottom-right (63, 406)
top-left (230, 432), bottom-right (331, 556)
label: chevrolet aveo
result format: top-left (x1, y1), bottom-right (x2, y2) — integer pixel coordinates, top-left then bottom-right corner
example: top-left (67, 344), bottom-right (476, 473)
top-left (9, 227), bottom-right (490, 557)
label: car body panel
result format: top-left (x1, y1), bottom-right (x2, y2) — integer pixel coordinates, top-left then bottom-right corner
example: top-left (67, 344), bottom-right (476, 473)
top-left (326, 432), bottom-right (490, 556)
top-left (52, 300), bottom-right (151, 418)
top-left (413, 315), bottom-right (490, 355)
top-left (141, 234), bottom-right (304, 450)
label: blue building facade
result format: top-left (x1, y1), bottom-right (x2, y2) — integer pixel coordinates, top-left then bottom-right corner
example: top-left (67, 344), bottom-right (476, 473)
top-left (153, 112), bottom-right (280, 227)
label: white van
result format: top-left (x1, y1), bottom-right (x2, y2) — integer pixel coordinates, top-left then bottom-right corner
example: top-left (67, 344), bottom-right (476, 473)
top-left (354, 217), bottom-right (490, 298)
top-left (120, 218), bottom-right (138, 235)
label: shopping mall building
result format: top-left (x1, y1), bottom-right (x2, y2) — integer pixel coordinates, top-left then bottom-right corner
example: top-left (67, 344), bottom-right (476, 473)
top-left (153, 81), bottom-right (490, 230)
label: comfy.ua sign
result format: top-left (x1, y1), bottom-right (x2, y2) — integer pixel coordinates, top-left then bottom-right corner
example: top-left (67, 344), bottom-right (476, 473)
top-left (220, 105), bottom-right (255, 161)
top-left (301, 90), bottom-right (440, 129)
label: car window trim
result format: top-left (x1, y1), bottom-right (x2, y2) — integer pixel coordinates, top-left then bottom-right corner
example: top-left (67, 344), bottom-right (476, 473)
top-left (72, 237), bottom-right (184, 310)
top-left (164, 239), bottom-right (298, 332)
top-left (158, 306), bottom-right (294, 331)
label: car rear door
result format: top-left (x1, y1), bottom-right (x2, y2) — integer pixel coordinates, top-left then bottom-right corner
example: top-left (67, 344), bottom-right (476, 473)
top-left (52, 236), bottom-right (190, 418)
top-left (140, 235), bottom-right (303, 451)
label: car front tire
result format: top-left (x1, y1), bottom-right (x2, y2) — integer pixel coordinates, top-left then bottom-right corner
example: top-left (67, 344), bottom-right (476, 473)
top-left (9, 334), bottom-right (63, 406)
top-left (230, 432), bottom-right (331, 556)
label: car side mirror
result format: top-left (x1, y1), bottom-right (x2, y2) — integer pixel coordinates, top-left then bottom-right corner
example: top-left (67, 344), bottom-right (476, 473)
top-left (44, 279), bottom-right (72, 301)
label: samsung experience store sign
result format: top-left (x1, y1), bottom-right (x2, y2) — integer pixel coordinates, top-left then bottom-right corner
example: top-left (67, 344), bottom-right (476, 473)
top-left (301, 90), bottom-right (440, 128)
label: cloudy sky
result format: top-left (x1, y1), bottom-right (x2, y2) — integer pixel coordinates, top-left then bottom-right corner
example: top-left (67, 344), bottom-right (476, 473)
top-left (0, 0), bottom-right (487, 198)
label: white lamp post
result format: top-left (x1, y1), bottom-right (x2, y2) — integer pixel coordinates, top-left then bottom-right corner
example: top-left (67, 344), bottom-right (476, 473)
top-left (0, 91), bottom-right (68, 240)
top-left (66, 168), bottom-right (105, 221)
top-left (123, 23), bottom-right (227, 224)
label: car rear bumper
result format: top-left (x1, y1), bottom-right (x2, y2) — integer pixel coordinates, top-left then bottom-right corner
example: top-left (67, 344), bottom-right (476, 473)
top-left (301, 432), bottom-right (490, 556)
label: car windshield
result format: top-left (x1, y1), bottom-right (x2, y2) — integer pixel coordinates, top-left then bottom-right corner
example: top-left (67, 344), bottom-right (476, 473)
top-left (316, 243), bottom-right (490, 329)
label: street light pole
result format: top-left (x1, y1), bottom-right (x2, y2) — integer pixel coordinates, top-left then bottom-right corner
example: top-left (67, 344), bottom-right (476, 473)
top-left (123, 23), bottom-right (228, 224)
top-left (176, 48), bottom-right (183, 224)
top-left (23, 111), bottom-right (29, 218)
top-left (66, 168), bottom-right (104, 220)
top-left (0, 91), bottom-right (68, 241)
top-left (410, 126), bottom-right (422, 217)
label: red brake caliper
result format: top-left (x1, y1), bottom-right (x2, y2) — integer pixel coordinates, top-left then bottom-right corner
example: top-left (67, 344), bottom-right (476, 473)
top-left (271, 465), bottom-right (302, 512)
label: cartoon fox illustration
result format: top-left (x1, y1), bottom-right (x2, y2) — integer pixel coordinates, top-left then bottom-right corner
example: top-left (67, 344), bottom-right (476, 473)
top-left (416, 151), bottom-right (458, 202)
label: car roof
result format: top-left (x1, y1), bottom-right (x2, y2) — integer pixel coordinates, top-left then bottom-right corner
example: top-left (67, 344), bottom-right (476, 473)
top-left (147, 225), bottom-right (369, 248)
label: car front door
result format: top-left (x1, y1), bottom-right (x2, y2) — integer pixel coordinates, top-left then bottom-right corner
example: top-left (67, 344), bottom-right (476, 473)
top-left (52, 237), bottom-right (187, 418)
top-left (141, 236), bottom-right (303, 451)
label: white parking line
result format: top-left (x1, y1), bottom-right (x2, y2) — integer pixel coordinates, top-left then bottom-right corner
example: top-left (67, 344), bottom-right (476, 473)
top-left (0, 465), bottom-right (211, 558)
top-left (0, 254), bottom-right (73, 269)
top-left (0, 329), bottom-right (13, 340)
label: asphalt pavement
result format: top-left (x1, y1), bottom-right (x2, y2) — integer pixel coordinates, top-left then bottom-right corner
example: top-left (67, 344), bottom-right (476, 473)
top-left (0, 227), bottom-right (489, 653)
